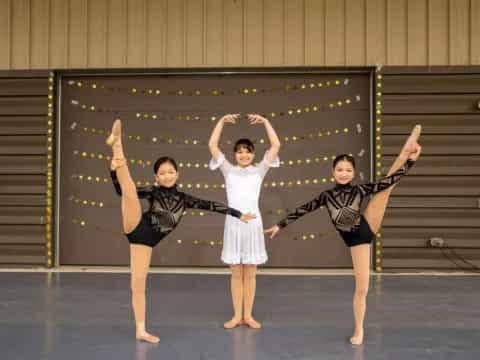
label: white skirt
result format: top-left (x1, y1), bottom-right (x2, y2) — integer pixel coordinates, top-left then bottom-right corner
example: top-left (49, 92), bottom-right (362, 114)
top-left (221, 215), bottom-right (268, 265)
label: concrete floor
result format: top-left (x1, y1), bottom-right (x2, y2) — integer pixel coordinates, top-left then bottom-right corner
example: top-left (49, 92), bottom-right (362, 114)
top-left (0, 273), bottom-right (479, 360)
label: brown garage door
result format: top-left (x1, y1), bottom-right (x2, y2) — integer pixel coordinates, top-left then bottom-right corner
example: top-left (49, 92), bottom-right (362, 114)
top-left (58, 70), bottom-right (372, 267)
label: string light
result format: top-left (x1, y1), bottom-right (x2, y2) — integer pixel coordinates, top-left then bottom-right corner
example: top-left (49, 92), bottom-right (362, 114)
top-left (375, 69), bottom-right (383, 273)
top-left (75, 124), bottom-right (353, 147)
top-left (66, 77), bottom-right (352, 97)
top-left (46, 72), bottom-right (55, 268)
top-left (69, 93), bottom-right (359, 123)
top-left (292, 230), bottom-right (337, 241)
top-left (68, 195), bottom-right (104, 208)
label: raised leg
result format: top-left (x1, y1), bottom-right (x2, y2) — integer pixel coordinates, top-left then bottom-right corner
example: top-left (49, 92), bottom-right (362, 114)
top-left (106, 119), bottom-right (142, 234)
top-left (224, 265), bottom-right (244, 329)
top-left (243, 265), bottom-right (261, 329)
top-left (364, 125), bottom-right (421, 233)
top-left (130, 244), bottom-right (159, 343)
top-left (350, 243), bottom-right (371, 345)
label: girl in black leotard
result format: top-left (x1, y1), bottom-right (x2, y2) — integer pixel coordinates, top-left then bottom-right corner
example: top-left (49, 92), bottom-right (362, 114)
top-left (265, 125), bottom-right (422, 345)
top-left (106, 119), bottom-right (255, 343)
top-left (110, 169), bottom-right (247, 248)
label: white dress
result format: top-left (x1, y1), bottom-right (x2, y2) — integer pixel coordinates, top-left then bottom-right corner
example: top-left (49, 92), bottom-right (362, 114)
top-left (209, 151), bottom-right (280, 265)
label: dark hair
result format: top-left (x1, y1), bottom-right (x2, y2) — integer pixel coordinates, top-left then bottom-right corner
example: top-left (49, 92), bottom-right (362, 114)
top-left (332, 154), bottom-right (356, 169)
top-left (233, 138), bottom-right (255, 153)
top-left (154, 156), bottom-right (178, 173)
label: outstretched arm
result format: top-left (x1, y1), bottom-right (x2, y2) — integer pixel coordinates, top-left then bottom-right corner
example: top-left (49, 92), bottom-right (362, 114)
top-left (208, 114), bottom-right (239, 161)
top-left (277, 192), bottom-right (327, 229)
top-left (248, 114), bottom-right (281, 163)
top-left (264, 192), bottom-right (327, 238)
top-left (183, 193), bottom-right (256, 223)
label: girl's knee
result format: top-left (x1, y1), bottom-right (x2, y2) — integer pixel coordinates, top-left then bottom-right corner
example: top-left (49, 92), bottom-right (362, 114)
top-left (243, 265), bottom-right (257, 280)
top-left (230, 265), bottom-right (243, 280)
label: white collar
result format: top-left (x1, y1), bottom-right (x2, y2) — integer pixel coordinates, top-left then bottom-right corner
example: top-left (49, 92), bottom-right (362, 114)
top-left (233, 164), bottom-right (257, 173)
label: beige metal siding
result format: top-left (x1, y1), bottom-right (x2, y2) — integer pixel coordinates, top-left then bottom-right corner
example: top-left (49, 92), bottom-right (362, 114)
top-left (1, 0), bottom-right (480, 69)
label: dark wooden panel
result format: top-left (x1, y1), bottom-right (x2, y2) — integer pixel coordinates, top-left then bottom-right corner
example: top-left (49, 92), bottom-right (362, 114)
top-left (0, 156), bottom-right (46, 174)
top-left (0, 175), bottom-right (46, 193)
top-left (382, 74), bottom-right (480, 94)
top-left (0, 195), bottom-right (45, 206)
top-left (0, 135), bottom-right (47, 155)
top-left (0, 116), bottom-right (47, 135)
top-left (0, 206), bottom-right (45, 225)
top-left (382, 94), bottom-right (480, 114)
top-left (381, 227), bottom-right (480, 248)
top-left (0, 72), bottom-right (51, 267)
top-left (0, 78), bottom-right (49, 96)
top-left (388, 196), bottom-right (479, 208)
top-left (381, 114), bottom-right (480, 134)
top-left (0, 70), bottom-right (50, 77)
top-left (0, 255), bottom-right (46, 265)
top-left (381, 156), bottom-right (480, 175)
top-left (382, 248), bottom-right (480, 269)
top-left (0, 243), bottom-right (45, 265)
top-left (382, 208), bottom-right (480, 228)
top-left (0, 97), bottom-right (48, 116)
top-left (390, 176), bottom-right (480, 196)
top-left (0, 244), bottom-right (45, 255)
top-left (382, 134), bottom-right (480, 155)
top-left (0, 225), bottom-right (45, 244)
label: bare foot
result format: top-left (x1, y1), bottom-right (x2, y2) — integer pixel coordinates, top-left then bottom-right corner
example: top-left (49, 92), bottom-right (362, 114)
top-left (349, 329), bottom-right (364, 345)
top-left (243, 317), bottom-right (262, 329)
top-left (136, 331), bottom-right (160, 344)
top-left (223, 318), bottom-right (243, 329)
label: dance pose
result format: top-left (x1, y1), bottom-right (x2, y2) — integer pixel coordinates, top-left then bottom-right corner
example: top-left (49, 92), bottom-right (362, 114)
top-left (209, 114), bottom-right (281, 329)
top-left (265, 125), bottom-right (422, 345)
top-left (106, 119), bottom-right (255, 343)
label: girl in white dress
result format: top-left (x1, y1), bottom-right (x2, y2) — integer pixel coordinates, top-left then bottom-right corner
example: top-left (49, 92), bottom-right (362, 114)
top-left (208, 114), bottom-right (281, 329)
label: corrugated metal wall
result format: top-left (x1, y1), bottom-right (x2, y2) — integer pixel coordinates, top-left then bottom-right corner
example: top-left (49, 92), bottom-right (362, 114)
top-left (377, 66), bottom-right (480, 271)
top-left (1, 0), bottom-right (479, 270)
top-left (0, 0), bottom-right (479, 69)
top-left (0, 71), bottom-right (51, 266)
